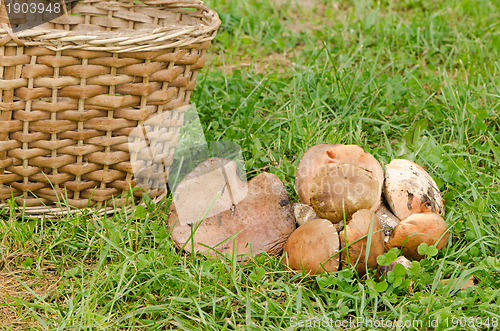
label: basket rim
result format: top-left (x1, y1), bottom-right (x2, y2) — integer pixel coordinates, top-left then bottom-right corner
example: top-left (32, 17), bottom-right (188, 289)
top-left (0, 0), bottom-right (221, 52)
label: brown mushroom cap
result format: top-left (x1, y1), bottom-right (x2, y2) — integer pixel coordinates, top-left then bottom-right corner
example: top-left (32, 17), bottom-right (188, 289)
top-left (384, 159), bottom-right (445, 220)
top-left (168, 158), bottom-right (296, 258)
top-left (310, 163), bottom-right (380, 224)
top-left (295, 144), bottom-right (384, 206)
top-left (385, 212), bottom-right (449, 260)
top-left (282, 219), bottom-right (340, 274)
top-left (339, 209), bottom-right (385, 275)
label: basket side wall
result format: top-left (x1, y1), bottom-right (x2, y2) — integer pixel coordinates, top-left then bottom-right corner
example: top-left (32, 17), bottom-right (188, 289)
top-left (0, 41), bottom-right (211, 211)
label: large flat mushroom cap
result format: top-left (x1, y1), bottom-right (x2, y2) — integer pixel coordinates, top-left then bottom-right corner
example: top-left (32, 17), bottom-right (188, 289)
top-left (339, 209), bottom-right (385, 275)
top-left (384, 159), bottom-right (445, 220)
top-left (385, 212), bottom-right (449, 260)
top-left (168, 158), bottom-right (295, 259)
top-left (282, 219), bottom-right (340, 274)
top-left (171, 158), bottom-right (248, 221)
top-left (310, 163), bottom-right (380, 224)
top-left (295, 144), bottom-right (384, 207)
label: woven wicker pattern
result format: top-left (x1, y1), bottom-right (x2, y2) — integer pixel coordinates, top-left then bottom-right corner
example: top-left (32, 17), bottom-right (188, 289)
top-left (0, 2), bottom-right (8, 26)
top-left (0, 0), bottom-right (220, 214)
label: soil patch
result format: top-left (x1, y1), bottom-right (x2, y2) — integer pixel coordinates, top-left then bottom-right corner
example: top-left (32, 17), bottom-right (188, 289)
top-left (0, 260), bottom-right (60, 329)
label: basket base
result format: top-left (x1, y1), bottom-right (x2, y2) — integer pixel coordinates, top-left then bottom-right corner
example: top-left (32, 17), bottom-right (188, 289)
top-left (0, 192), bottom-right (166, 218)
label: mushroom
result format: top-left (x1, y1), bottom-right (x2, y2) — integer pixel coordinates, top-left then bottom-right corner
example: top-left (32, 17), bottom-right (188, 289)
top-left (292, 202), bottom-right (318, 226)
top-left (309, 163), bottom-right (380, 224)
top-left (440, 276), bottom-right (475, 290)
top-left (384, 159), bottom-right (445, 220)
top-left (375, 204), bottom-right (400, 241)
top-left (282, 219), bottom-right (340, 274)
top-left (385, 212), bottom-right (449, 260)
top-left (339, 209), bottom-right (385, 275)
top-left (171, 157), bottom-right (247, 222)
top-left (295, 144), bottom-right (384, 207)
top-left (377, 255), bottom-right (412, 277)
top-left (168, 158), bottom-right (296, 258)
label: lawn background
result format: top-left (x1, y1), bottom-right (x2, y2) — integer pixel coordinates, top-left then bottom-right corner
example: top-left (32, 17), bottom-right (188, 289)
top-left (1, 0), bottom-right (499, 329)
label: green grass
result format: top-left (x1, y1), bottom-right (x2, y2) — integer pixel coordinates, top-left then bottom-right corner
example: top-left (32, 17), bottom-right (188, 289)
top-left (1, 0), bottom-right (499, 329)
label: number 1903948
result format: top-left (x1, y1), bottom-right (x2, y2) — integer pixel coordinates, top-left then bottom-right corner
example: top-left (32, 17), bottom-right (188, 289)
top-left (5, 0), bottom-right (61, 14)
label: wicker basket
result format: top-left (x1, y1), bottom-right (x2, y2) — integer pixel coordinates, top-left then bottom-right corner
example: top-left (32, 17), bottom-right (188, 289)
top-left (0, 0), bottom-right (220, 215)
